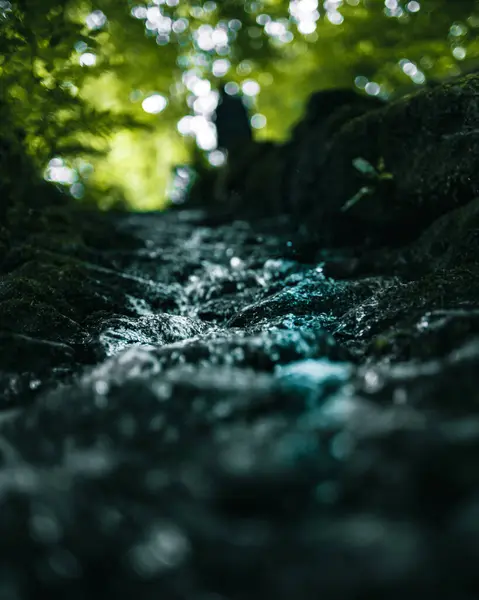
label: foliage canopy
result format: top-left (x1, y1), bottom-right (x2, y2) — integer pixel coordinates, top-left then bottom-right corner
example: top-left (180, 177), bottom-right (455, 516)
top-left (2, 0), bottom-right (479, 209)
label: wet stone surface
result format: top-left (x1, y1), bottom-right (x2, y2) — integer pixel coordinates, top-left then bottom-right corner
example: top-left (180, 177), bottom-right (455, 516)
top-left (0, 205), bottom-right (479, 599)
top-left (3, 75), bottom-right (479, 598)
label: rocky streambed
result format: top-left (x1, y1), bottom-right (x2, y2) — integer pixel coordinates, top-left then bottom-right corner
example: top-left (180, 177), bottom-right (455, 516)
top-left (1, 75), bottom-right (479, 598)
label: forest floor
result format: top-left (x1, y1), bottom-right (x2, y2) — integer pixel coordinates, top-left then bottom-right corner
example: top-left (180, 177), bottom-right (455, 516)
top-left (1, 74), bottom-right (479, 598)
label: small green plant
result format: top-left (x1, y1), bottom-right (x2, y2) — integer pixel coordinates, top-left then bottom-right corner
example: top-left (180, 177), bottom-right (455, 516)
top-left (342, 156), bottom-right (394, 212)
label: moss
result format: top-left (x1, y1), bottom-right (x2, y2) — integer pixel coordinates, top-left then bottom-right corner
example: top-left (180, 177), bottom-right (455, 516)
top-left (316, 74), bottom-right (479, 244)
top-left (11, 260), bottom-right (133, 321)
top-left (337, 265), bottom-right (479, 358)
top-left (200, 88), bottom-right (386, 231)
top-left (0, 299), bottom-right (82, 341)
top-left (0, 276), bottom-right (74, 318)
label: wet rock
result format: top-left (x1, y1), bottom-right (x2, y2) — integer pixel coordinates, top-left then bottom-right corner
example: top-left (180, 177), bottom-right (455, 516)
top-left (367, 309), bottom-right (479, 363)
top-left (209, 74), bottom-right (479, 247)
top-left (0, 333), bottom-right (77, 404)
top-left (85, 322), bottom-right (346, 385)
top-left (229, 269), bottom-right (394, 329)
top-left (402, 196), bottom-right (479, 271)
top-left (91, 313), bottom-right (210, 357)
top-left (336, 266), bottom-right (479, 353)
top-left (4, 73), bottom-right (479, 598)
top-left (317, 74), bottom-right (479, 243)
top-left (354, 337), bottom-right (479, 416)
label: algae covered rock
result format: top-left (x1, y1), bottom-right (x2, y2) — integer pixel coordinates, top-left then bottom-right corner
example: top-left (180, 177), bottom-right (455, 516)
top-left (209, 73), bottom-right (479, 248)
top-left (284, 88), bottom-right (385, 219)
top-left (317, 74), bottom-right (479, 243)
top-left (208, 87), bottom-right (384, 220)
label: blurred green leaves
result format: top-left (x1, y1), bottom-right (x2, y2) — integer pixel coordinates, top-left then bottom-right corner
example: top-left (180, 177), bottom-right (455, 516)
top-left (1, 0), bottom-right (479, 209)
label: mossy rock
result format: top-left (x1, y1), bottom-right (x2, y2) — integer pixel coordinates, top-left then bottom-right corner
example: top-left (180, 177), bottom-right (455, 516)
top-left (337, 265), bottom-right (479, 352)
top-left (210, 89), bottom-right (384, 221)
top-left (317, 74), bottom-right (479, 244)
top-left (0, 276), bottom-right (74, 318)
top-left (0, 299), bottom-right (82, 341)
top-left (284, 89), bottom-right (384, 218)
top-left (368, 309), bottom-right (479, 363)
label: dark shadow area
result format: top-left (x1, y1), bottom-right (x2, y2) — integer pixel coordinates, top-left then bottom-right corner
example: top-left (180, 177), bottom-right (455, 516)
top-left (3, 2), bottom-right (479, 598)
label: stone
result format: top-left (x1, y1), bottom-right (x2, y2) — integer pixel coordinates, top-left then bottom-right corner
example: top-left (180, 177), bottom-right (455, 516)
top-left (316, 74), bottom-right (479, 244)
top-left (3, 72), bottom-right (479, 598)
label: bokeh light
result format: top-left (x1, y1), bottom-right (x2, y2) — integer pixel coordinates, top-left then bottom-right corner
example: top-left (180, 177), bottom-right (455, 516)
top-left (86, 10), bottom-right (107, 30)
top-left (142, 94), bottom-right (168, 114)
top-left (45, 158), bottom-right (77, 185)
top-left (251, 114), bottom-right (267, 129)
top-left (79, 52), bottom-right (97, 67)
top-left (22, 0), bottom-right (479, 209)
